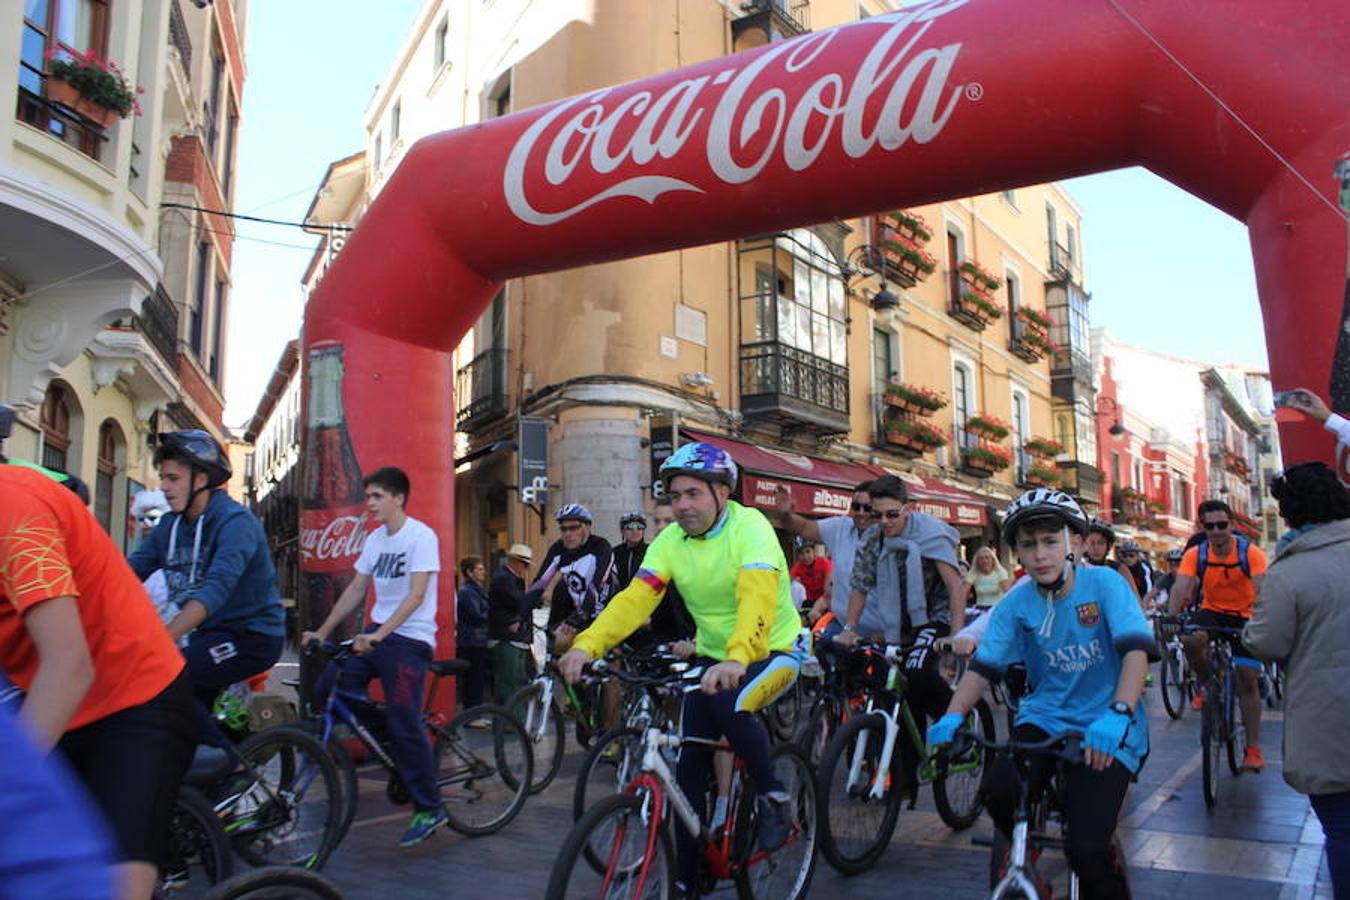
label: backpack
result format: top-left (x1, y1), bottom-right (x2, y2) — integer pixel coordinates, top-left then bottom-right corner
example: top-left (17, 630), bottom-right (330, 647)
top-left (1194, 535), bottom-right (1252, 602)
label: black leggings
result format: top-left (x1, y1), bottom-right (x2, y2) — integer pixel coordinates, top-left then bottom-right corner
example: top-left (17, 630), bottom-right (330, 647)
top-left (897, 625), bottom-right (954, 786)
top-left (984, 723), bottom-right (1133, 899)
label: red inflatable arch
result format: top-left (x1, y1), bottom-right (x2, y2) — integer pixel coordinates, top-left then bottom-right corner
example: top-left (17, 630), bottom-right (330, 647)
top-left (300, 0), bottom-right (1350, 660)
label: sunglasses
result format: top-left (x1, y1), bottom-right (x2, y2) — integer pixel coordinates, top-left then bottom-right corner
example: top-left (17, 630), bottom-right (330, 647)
top-left (879, 509), bottom-right (907, 520)
top-left (1202, 521), bottom-right (1230, 531)
top-left (623, 523), bottom-right (645, 530)
top-left (851, 502), bottom-right (872, 512)
top-left (559, 523), bottom-right (585, 533)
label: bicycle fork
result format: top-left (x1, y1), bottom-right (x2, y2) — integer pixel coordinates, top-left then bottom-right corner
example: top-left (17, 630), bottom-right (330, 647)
top-left (847, 707), bottom-right (900, 802)
top-left (993, 820), bottom-right (1045, 899)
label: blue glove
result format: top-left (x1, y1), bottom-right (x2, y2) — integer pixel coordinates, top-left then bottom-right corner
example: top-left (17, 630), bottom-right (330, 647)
top-left (926, 712), bottom-right (964, 748)
top-left (1084, 709), bottom-right (1131, 758)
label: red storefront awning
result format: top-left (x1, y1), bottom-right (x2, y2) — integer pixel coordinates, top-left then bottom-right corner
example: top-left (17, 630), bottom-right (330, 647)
top-left (888, 470), bottom-right (990, 527)
top-left (683, 430), bottom-right (881, 517)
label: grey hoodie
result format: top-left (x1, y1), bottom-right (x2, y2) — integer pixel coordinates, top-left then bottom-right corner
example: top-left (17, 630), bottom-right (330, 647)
top-left (1244, 518), bottom-right (1350, 796)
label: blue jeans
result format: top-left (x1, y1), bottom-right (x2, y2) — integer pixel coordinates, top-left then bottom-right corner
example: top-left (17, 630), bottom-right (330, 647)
top-left (338, 626), bottom-right (440, 812)
top-left (1311, 791), bottom-right (1350, 898)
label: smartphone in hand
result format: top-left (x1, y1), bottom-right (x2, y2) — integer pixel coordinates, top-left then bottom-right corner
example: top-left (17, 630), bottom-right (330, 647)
top-left (1273, 390), bottom-right (1306, 408)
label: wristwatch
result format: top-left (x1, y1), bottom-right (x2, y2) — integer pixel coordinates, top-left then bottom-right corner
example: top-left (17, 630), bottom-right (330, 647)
top-left (1108, 701), bottom-right (1133, 717)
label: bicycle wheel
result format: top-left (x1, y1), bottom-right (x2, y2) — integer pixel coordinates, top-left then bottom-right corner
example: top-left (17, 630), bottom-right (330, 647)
top-left (572, 727), bottom-right (648, 872)
top-left (545, 792), bottom-right (675, 900)
top-left (815, 712), bottom-right (901, 875)
top-left (934, 698), bottom-right (994, 830)
top-left (1224, 673), bottom-right (1245, 776)
top-left (797, 693), bottom-right (844, 766)
top-left (228, 724), bottom-right (344, 870)
top-left (435, 703), bottom-right (532, 836)
top-left (507, 681), bottom-right (566, 793)
top-left (765, 678), bottom-right (803, 743)
top-left (1201, 687), bottom-right (1221, 808)
top-left (202, 866), bottom-right (343, 900)
top-left (734, 743), bottom-right (818, 899)
top-left (161, 786), bottom-right (233, 891)
top-left (296, 719), bottom-right (359, 840)
top-left (1160, 645), bottom-right (1187, 720)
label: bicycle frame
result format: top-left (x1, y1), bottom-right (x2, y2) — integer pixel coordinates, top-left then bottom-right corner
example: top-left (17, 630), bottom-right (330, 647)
top-left (317, 688), bottom-right (401, 774)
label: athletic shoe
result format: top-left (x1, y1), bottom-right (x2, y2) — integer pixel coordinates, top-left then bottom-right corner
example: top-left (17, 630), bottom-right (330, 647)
top-left (1242, 745), bottom-right (1264, 773)
top-left (399, 807), bottom-right (448, 847)
top-left (1144, 672), bottom-right (1155, 688)
top-left (1191, 686), bottom-right (1205, 711)
top-left (756, 791), bottom-right (792, 852)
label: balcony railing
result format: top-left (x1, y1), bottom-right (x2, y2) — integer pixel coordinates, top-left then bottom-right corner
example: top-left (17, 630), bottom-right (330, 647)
top-left (169, 0), bottom-right (193, 72)
top-left (740, 0), bottom-right (809, 33)
top-left (16, 87), bottom-right (106, 162)
top-left (455, 347), bottom-right (510, 432)
top-left (1048, 241), bottom-right (1080, 283)
top-left (135, 287), bottom-right (180, 367)
top-left (739, 340), bottom-right (849, 434)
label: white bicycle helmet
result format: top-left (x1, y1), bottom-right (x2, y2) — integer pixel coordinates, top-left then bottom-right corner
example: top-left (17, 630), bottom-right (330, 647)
top-left (1000, 488), bottom-right (1088, 546)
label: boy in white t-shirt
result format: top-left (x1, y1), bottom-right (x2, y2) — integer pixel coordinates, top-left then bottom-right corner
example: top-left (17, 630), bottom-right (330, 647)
top-left (301, 466), bottom-right (444, 847)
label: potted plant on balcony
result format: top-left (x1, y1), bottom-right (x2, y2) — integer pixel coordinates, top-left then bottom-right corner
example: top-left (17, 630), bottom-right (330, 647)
top-left (966, 413), bottom-right (1011, 441)
top-left (879, 237), bottom-right (939, 282)
top-left (1016, 306), bottom-right (1055, 334)
top-left (956, 290), bottom-right (1004, 328)
top-left (962, 444), bottom-right (1012, 476)
top-left (885, 419), bottom-right (948, 454)
top-left (883, 381), bottom-right (947, 416)
top-left (957, 259), bottom-right (1003, 292)
top-left (1023, 464), bottom-right (1060, 488)
top-left (44, 48), bottom-right (143, 129)
top-left (1023, 436), bottom-right (1064, 459)
top-left (877, 209), bottom-right (933, 243)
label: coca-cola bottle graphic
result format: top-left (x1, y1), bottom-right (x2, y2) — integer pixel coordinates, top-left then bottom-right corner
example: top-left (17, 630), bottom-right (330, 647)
top-left (299, 341), bottom-right (368, 646)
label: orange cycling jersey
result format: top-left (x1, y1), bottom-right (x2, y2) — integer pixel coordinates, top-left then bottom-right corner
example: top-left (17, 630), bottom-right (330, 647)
top-left (0, 465), bottom-right (184, 730)
top-left (1178, 540), bottom-right (1268, 617)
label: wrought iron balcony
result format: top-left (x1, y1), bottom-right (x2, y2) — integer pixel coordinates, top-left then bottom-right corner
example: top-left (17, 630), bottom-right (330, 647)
top-left (169, 0), bottom-right (193, 72)
top-left (1048, 241), bottom-right (1080, 283)
top-left (1056, 460), bottom-right (1104, 505)
top-left (739, 340), bottom-right (850, 434)
top-left (731, 0), bottom-right (810, 49)
top-left (135, 287), bottom-right (180, 367)
top-left (455, 347), bottom-right (510, 432)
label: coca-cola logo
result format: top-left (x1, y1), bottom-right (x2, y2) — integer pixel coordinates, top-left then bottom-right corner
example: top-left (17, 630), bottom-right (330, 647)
top-left (504, 2), bottom-right (970, 226)
top-left (300, 509), bottom-right (370, 570)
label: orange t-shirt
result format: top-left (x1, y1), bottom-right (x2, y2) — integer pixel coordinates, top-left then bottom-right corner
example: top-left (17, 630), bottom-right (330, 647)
top-left (1178, 539), bottom-right (1268, 617)
top-left (0, 465), bottom-right (184, 730)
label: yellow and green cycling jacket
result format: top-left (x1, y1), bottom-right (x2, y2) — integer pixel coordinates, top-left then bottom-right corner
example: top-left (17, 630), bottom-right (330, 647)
top-left (573, 501), bottom-right (798, 666)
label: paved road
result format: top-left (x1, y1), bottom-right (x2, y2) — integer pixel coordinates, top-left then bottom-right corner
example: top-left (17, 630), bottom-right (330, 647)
top-left (248, 669), bottom-right (1336, 898)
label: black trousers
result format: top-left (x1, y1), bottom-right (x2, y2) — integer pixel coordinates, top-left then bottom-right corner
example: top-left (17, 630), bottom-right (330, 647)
top-left (983, 723), bottom-right (1133, 899)
top-left (457, 645), bottom-right (488, 709)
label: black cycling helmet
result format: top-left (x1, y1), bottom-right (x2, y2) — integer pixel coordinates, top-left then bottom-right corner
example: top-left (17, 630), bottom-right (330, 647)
top-left (1166, 548), bottom-right (1184, 562)
top-left (1086, 517), bottom-right (1116, 546)
top-left (619, 511), bottom-right (647, 529)
top-left (154, 429), bottom-right (232, 487)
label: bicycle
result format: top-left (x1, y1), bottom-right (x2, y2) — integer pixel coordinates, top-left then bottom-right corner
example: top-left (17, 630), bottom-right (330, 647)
top-left (815, 642), bottom-right (994, 875)
top-left (201, 866), bottom-right (343, 899)
top-left (1162, 616), bottom-right (1247, 807)
top-left (941, 729), bottom-right (1125, 899)
top-left (795, 640), bottom-right (863, 765)
top-left (159, 785), bottom-right (233, 892)
top-left (305, 640), bottom-right (533, 838)
top-left (546, 659), bottom-right (818, 899)
top-left (1153, 614), bottom-right (1196, 720)
top-left (507, 632), bottom-right (609, 794)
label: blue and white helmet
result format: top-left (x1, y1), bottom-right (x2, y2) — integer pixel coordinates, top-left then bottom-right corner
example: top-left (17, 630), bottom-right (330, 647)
top-left (555, 503), bottom-right (593, 524)
top-left (658, 442), bottom-right (738, 491)
top-left (1001, 488), bottom-right (1088, 546)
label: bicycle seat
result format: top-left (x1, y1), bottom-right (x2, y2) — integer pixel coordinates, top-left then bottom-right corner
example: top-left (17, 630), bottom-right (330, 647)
top-left (429, 658), bottom-right (471, 678)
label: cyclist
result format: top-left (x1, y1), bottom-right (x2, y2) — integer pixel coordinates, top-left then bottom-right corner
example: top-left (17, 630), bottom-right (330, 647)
top-left (928, 489), bottom-right (1152, 899)
top-left (773, 479), bottom-right (875, 632)
top-left (0, 459), bottom-right (196, 900)
top-left (1083, 518), bottom-right (1143, 603)
top-left (129, 430), bottom-right (285, 711)
top-left (1168, 499), bottom-right (1268, 771)
top-left (611, 511), bottom-right (649, 593)
top-left (643, 500), bottom-right (697, 657)
top-left (788, 536), bottom-right (833, 614)
top-left (301, 466), bottom-right (446, 847)
top-left (533, 503), bottom-right (614, 652)
top-left (1143, 548), bottom-right (1184, 612)
top-left (1117, 539), bottom-right (1153, 598)
top-left (558, 442), bottom-right (802, 898)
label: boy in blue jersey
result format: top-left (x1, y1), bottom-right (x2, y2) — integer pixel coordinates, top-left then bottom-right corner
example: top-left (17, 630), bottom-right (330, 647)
top-left (928, 489), bottom-right (1152, 899)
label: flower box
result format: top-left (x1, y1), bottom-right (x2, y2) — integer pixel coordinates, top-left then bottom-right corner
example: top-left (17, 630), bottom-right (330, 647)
top-left (44, 48), bottom-right (143, 127)
top-left (877, 209), bottom-right (933, 244)
top-left (883, 382), bottom-right (946, 416)
top-left (1117, 486), bottom-right (1147, 503)
top-left (1016, 306), bottom-right (1055, 333)
top-left (966, 414), bottom-right (1011, 441)
top-left (962, 444), bottom-right (1012, 477)
top-left (957, 259), bottom-right (1003, 292)
top-left (1022, 465), bottom-right (1060, 488)
top-left (1024, 437), bottom-right (1064, 459)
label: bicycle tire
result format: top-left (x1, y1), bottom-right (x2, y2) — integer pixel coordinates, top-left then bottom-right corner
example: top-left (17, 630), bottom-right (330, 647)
top-left (765, 678), bottom-right (803, 743)
top-left (797, 692), bottom-right (844, 766)
top-left (435, 704), bottom-right (533, 836)
top-left (202, 866), bottom-right (344, 900)
top-left (295, 719), bottom-right (360, 840)
top-left (934, 698), bottom-right (994, 830)
top-left (1159, 646), bottom-right (1187, 720)
top-left (815, 712), bottom-right (902, 875)
top-left (733, 743), bottom-right (818, 899)
top-left (1224, 672), bottom-right (1244, 776)
top-left (545, 792), bottom-right (675, 900)
top-left (507, 681), bottom-right (566, 793)
top-left (228, 724), bottom-right (345, 870)
top-left (161, 785), bottom-right (233, 890)
top-left (1201, 688), bottom-right (1221, 808)
top-left (572, 726), bottom-right (645, 822)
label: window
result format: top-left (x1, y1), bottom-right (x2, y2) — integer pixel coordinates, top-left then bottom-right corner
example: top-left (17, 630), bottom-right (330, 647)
top-left (1171, 474), bottom-right (1189, 518)
top-left (1001, 189), bottom-right (1017, 207)
top-left (95, 419), bottom-right (121, 533)
top-left (494, 85), bottom-right (511, 118)
top-left (873, 327), bottom-right (894, 401)
top-left (946, 228), bottom-right (963, 305)
top-left (220, 101), bottom-right (239, 198)
top-left (205, 50), bottom-right (224, 156)
top-left (1109, 450), bottom-right (1121, 492)
top-left (1005, 271), bottom-right (1021, 339)
top-left (391, 99), bottom-right (401, 143)
top-left (1133, 459), bottom-right (1144, 490)
top-left (1045, 202), bottom-right (1058, 262)
top-left (192, 240), bottom-right (210, 358)
top-left (40, 382), bottom-right (72, 472)
top-left (434, 15), bottom-right (448, 69)
top-left (210, 278), bottom-right (226, 381)
top-left (1011, 387), bottom-right (1030, 481)
top-left (952, 362), bottom-right (972, 447)
top-left (373, 132), bottom-right (383, 171)
top-left (1066, 224), bottom-right (1077, 262)
top-left (18, 0), bottom-right (111, 159)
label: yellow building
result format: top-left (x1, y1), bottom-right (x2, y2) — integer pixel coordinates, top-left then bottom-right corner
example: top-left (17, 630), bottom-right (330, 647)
top-left (0, 0), bottom-right (246, 549)
top-left (299, 0), bottom-right (1089, 564)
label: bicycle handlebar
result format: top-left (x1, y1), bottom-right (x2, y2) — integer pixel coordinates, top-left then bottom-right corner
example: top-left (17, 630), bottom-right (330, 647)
top-left (1153, 615), bottom-right (1246, 638)
top-left (945, 728), bottom-right (1085, 767)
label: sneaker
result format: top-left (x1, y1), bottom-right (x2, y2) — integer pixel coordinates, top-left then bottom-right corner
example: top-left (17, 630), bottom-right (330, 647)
top-left (465, 717), bottom-right (491, 730)
top-left (1242, 745), bottom-right (1264, 773)
top-left (756, 791), bottom-right (792, 852)
top-left (1191, 686), bottom-right (1206, 711)
top-left (399, 807), bottom-right (449, 847)
top-left (1144, 672), bottom-right (1155, 688)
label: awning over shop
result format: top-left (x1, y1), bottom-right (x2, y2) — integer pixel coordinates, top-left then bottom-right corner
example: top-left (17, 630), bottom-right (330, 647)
top-left (683, 430), bottom-right (881, 517)
top-left (887, 470), bottom-right (990, 527)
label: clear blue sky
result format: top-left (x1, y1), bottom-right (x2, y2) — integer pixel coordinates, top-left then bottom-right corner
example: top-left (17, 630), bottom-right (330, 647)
top-left (223, 6), bottom-right (1270, 428)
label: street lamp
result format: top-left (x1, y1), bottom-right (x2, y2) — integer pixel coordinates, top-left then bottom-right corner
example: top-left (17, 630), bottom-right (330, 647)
top-left (1082, 395), bottom-right (1127, 436)
top-left (843, 245), bottom-right (901, 311)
